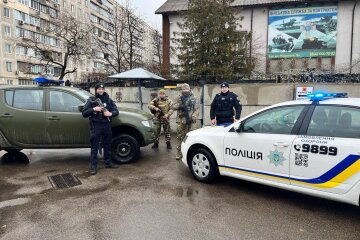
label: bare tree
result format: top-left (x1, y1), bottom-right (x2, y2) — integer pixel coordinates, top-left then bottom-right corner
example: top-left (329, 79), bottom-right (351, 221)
top-left (94, 0), bottom-right (144, 73)
top-left (144, 30), bottom-right (162, 75)
top-left (123, 1), bottom-right (144, 70)
top-left (93, 3), bottom-right (127, 73)
top-left (21, 12), bottom-right (92, 80)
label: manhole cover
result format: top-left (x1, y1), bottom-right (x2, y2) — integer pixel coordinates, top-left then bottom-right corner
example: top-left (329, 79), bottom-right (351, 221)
top-left (48, 173), bottom-right (82, 189)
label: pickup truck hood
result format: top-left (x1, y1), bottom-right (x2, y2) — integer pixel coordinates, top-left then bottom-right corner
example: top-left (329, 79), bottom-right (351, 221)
top-left (119, 107), bottom-right (152, 119)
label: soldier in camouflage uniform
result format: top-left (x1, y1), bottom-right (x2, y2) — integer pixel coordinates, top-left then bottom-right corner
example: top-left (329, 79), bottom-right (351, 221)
top-left (171, 84), bottom-right (199, 160)
top-left (148, 89), bottom-right (173, 149)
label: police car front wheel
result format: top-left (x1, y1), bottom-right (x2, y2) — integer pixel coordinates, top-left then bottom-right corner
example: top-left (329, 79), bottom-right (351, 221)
top-left (189, 148), bottom-right (218, 183)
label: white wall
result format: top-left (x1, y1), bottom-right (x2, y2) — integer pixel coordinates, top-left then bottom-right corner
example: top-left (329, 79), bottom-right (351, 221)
top-left (102, 83), bottom-right (360, 132)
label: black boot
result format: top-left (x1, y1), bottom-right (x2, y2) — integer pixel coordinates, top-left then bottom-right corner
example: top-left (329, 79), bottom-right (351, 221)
top-left (90, 167), bottom-right (97, 175)
top-left (152, 143), bottom-right (159, 149)
top-left (166, 142), bottom-right (172, 149)
top-left (105, 163), bottom-right (119, 169)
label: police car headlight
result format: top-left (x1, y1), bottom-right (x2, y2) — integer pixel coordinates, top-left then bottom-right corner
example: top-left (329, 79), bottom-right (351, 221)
top-left (142, 120), bottom-right (153, 128)
top-left (183, 135), bottom-right (188, 143)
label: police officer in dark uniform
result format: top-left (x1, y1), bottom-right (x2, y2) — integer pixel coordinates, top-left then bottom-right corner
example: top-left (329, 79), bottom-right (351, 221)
top-left (82, 83), bottom-right (119, 175)
top-left (210, 82), bottom-right (242, 125)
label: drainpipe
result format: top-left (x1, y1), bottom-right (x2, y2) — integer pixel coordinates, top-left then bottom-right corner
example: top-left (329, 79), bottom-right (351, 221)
top-left (250, 7), bottom-right (253, 63)
top-left (350, 0), bottom-right (359, 74)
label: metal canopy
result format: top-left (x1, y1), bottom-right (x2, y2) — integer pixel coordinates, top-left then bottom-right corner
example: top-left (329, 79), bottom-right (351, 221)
top-left (108, 68), bottom-right (166, 81)
top-left (108, 68), bottom-right (166, 110)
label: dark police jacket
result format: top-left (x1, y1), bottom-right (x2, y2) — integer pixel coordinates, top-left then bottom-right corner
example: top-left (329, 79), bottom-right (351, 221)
top-left (82, 92), bottom-right (119, 123)
top-left (210, 92), bottom-right (242, 120)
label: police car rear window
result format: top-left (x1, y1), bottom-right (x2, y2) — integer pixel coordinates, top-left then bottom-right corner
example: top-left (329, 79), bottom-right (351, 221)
top-left (306, 106), bottom-right (360, 139)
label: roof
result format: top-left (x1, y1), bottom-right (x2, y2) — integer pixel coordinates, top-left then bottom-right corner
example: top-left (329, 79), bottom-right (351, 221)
top-left (108, 68), bottom-right (166, 80)
top-left (272, 98), bottom-right (360, 108)
top-left (156, 0), bottom-right (308, 14)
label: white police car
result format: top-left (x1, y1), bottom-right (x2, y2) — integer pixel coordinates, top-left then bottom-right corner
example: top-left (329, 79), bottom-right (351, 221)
top-left (181, 92), bottom-right (360, 206)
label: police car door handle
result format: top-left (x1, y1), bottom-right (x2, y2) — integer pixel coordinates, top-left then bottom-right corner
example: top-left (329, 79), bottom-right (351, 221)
top-left (273, 142), bottom-right (290, 147)
top-left (1, 113), bottom-right (13, 118)
top-left (48, 116), bottom-right (60, 121)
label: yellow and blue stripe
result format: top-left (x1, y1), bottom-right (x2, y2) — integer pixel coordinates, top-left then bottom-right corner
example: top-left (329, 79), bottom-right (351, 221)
top-left (219, 154), bottom-right (360, 189)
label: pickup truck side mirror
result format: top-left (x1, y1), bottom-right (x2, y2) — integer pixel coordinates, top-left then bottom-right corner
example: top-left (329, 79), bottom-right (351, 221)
top-left (78, 105), bottom-right (84, 112)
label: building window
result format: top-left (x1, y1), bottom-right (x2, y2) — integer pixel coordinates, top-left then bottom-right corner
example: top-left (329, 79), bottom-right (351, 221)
top-left (5, 44), bottom-right (12, 53)
top-left (4, 8), bottom-right (10, 18)
top-left (6, 62), bottom-right (12, 72)
top-left (94, 62), bottom-right (103, 69)
top-left (4, 26), bottom-right (11, 36)
top-left (71, 4), bottom-right (74, 12)
top-left (7, 80), bottom-right (13, 85)
top-left (17, 0), bottom-right (29, 5)
top-left (16, 45), bottom-right (27, 55)
top-left (30, 64), bottom-right (42, 74)
top-left (18, 79), bottom-right (35, 85)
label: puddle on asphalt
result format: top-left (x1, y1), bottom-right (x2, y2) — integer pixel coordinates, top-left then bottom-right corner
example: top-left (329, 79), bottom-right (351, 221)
top-left (0, 197), bottom-right (31, 209)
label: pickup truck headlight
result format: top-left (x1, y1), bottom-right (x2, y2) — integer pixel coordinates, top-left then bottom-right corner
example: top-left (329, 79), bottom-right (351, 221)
top-left (141, 120), bottom-right (153, 128)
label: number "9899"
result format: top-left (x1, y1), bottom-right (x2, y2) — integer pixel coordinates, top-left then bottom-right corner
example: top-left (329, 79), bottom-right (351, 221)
top-left (294, 144), bottom-right (337, 156)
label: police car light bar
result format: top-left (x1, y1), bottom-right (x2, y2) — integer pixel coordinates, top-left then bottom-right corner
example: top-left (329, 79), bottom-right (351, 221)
top-left (307, 92), bottom-right (348, 101)
top-left (33, 77), bottom-right (64, 86)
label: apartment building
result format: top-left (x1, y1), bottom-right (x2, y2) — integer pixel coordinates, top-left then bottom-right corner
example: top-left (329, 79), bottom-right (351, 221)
top-left (0, 0), bottom-right (161, 85)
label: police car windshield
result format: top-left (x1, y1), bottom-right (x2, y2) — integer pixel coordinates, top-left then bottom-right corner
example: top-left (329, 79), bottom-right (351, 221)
top-left (76, 90), bottom-right (94, 100)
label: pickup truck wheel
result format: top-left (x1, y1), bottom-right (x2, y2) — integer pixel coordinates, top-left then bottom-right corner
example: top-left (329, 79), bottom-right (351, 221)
top-left (189, 148), bottom-right (218, 183)
top-left (111, 134), bottom-right (140, 164)
top-left (1, 152), bottom-right (29, 164)
top-left (5, 149), bottom-right (22, 154)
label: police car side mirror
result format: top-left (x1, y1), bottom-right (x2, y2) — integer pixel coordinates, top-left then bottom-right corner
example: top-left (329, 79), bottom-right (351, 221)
top-left (234, 122), bottom-right (243, 133)
top-left (78, 105), bottom-right (84, 112)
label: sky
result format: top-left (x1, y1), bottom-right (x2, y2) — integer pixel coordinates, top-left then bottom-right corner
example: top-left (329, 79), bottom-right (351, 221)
top-left (122, 0), bottom-right (167, 31)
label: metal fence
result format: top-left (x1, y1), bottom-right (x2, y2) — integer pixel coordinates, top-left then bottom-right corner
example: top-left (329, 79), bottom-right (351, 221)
top-left (73, 72), bottom-right (360, 90)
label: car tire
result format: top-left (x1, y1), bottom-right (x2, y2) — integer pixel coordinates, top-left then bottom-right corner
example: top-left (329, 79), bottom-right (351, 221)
top-left (111, 134), bottom-right (140, 164)
top-left (189, 148), bottom-right (218, 183)
top-left (1, 151), bottom-right (29, 164)
top-left (5, 149), bottom-right (22, 154)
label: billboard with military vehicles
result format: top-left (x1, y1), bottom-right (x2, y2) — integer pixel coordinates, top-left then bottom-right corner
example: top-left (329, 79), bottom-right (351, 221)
top-left (268, 5), bottom-right (338, 59)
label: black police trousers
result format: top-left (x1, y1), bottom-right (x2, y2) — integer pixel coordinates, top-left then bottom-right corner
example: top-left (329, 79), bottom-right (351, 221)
top-left (216, 116), bottom-right (234, 125)
top-left (90, 121), bottom-right (112, 169)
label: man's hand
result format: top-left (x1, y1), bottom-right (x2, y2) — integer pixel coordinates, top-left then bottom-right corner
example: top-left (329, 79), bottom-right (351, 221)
top-left (211, 119), bottom-right (217, 125)
top-left (93, 106), bottom-right (102, 112)
top-left (154, 107), bottom-right (161, 112)
top-left (235, 118), bottom-right (240, 122)
top-left (103, 110), bottom-right (112, 117)
top-left (163, 114), bottom-right (169, 119)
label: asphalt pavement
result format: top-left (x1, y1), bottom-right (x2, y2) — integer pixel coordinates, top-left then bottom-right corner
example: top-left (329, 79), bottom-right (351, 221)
top-left (0, 138), bottom-right (359, 240)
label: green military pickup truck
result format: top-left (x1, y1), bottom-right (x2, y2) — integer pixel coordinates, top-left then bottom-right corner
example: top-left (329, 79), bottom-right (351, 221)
top-left (0, 85), bottom-right (155, 163)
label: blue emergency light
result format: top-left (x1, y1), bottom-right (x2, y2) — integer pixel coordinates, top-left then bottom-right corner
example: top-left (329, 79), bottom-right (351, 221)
top-left (33, 77), bottom-right (64, 86)
top-left (307, 91), bottom-right (348, 101)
